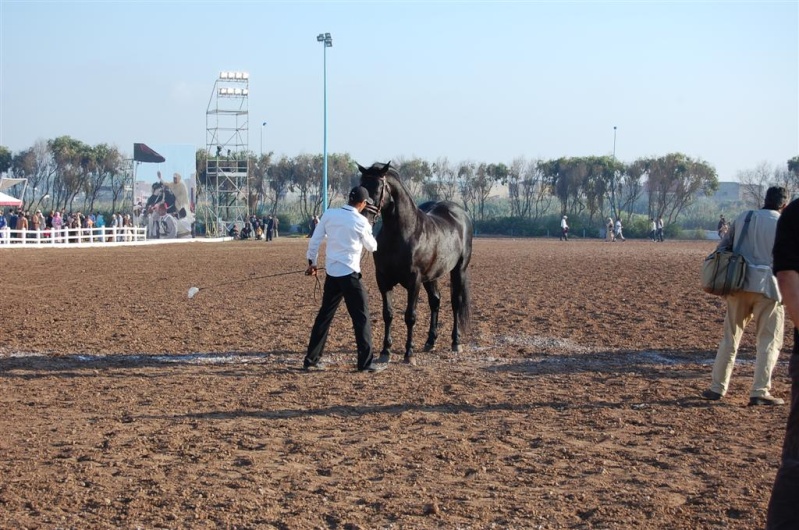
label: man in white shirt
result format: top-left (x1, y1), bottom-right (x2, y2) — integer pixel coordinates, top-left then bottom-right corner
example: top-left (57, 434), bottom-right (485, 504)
top-left (304, 186), bottom-right (384, 373)
top-left (560, 215), bottom-right (569, 241)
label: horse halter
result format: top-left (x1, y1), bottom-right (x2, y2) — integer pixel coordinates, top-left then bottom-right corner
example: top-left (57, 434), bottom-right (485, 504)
top-left (364, 175), bottom-right (390, 222)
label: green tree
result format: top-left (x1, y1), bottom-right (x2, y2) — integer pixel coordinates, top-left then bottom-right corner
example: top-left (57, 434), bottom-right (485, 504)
top-left (49, 136), bottom-right (89, 211)
top-left (0, 146), bottom-right (11, 174)
top-left (645, 153), bottom-right (718, 225)
top-left (326, 153), bottom-right (357, 205)
top-left (428, 157), bottom-right (458, 202)
top-left (85, 144), bottom-right (124, 213)
top-left (392, 156), bottom-right (430, 200)
top-left (11, 141), bottom-right (56, 210)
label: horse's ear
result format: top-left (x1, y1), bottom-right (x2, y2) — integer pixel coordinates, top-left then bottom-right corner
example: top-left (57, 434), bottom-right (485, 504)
top-left (357, 163), bottom-right (368, 174)
top-left (382, 161), bottom-right (392, 174)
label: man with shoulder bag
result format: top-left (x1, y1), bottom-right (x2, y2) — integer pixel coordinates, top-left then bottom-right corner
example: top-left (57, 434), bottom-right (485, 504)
top-left (701, 186), bottom-right (790, 405)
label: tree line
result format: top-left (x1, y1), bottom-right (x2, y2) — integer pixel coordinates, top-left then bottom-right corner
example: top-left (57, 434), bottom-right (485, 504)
top-left (2, 138), bottom-right (797, 231)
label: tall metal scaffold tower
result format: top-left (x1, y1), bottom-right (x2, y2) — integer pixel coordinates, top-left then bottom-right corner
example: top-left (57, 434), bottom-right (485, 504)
top-left (203, 71), bottom-right (250, 236)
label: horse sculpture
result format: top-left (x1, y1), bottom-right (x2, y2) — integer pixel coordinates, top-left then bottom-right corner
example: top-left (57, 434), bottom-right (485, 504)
top-left (358, 161), bottom-right (473, 365)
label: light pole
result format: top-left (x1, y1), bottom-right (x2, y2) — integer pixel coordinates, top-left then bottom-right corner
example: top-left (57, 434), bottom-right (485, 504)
top-left (260, 121), bottom-right (266, 155)
top-left (611, 126), bottom-right (618, 221)
top-left (317, 32), bottom-right (332, 212)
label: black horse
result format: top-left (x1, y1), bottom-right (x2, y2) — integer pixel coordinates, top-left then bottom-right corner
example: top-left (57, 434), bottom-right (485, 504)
top-left (358, 161), bottom-right (473, 364)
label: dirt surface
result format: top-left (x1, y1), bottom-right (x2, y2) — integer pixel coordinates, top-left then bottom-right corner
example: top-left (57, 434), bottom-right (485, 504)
top-left (0, 237), bottom-right (793, 529)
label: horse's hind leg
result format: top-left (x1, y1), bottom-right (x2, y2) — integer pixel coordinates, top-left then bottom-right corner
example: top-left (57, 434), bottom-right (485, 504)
top-left (450, 267), bottom-right (468, 353)
top-left (378, 288), bottom-right (394, 362)
top-left (422, 280), bottom-right (440, 351)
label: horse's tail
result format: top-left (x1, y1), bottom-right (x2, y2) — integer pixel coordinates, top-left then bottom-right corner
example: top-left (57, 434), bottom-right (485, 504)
top-left (457, 270), bottom-right (472, 334)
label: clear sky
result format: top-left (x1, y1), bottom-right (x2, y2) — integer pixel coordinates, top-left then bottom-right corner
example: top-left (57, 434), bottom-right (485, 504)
top-left (1, 0), bottom-right (797, 181)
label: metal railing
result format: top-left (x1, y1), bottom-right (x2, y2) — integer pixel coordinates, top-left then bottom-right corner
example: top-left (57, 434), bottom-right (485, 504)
top-left (0, 226), bottom-right (147, 246)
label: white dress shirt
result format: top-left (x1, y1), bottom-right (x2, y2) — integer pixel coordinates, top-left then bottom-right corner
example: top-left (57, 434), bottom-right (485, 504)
top-left (306, 205), bottom-right (378, 277)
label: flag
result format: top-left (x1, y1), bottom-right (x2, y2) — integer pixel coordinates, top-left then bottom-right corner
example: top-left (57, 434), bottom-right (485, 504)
top-left (133, 143), bottom-right (166, 163)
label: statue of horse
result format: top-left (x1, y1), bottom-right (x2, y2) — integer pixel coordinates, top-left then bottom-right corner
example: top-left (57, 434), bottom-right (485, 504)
top-left (358, 161), bottom-right (473, 365)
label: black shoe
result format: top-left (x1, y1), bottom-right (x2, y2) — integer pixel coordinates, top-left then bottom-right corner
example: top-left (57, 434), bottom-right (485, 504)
top-left (360, 362), bottom-right (387, 373)
top-left (701, 389), bottom-right (722, 401)
top-left (303, 362), bottom-right (325, 372)
top-left (748, 395), bottom-right (784, 406)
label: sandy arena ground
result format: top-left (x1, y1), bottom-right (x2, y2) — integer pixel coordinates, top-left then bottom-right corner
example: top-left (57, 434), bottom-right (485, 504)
top-left (0, 237), bottom-right (793, 529)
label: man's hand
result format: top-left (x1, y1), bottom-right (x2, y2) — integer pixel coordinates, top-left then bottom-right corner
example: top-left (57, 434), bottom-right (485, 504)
top-left (305, 265), bottom-right (318, 277)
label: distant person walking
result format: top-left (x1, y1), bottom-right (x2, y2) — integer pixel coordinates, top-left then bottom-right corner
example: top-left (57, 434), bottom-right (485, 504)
top-left (606, 217), bottom-right (615, 242)
top-left (560, 215), bottom-right (569, 241)
top-left (614, 218), bottom-right (625, 241)
top-left (701, 187), bottom-right (790, 405)
top-left (656, 217), bottom-right (664, 242)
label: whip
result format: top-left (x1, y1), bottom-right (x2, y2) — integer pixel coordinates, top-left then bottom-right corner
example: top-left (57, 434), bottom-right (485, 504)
top-left (187, 267), bottom-right (325, 299)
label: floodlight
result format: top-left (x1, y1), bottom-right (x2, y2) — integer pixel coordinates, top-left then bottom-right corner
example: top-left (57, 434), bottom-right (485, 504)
top-left (317, 33), bottom-right (324, 42)
top-left (242, 88), bottom-right (249, 96)
top-left (242, 72), bottom-right (249, 79)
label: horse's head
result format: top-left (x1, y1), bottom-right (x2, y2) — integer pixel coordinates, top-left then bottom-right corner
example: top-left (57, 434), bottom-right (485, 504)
top-left (357, 161), bottom-right (393, 224)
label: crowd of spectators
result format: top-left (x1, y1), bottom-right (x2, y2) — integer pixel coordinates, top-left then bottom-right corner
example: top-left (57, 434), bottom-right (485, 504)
top-left (0, 208), bottom-right (140, 243)
top-left (230, 214), bottom-right (280, 241)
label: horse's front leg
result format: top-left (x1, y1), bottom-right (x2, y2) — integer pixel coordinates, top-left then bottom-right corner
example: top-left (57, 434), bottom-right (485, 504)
top-left (403, 282), bottom-right (422, 365)
top-left (422, 280), bottom-right (440, 351)
top-left (378, 288), bottom-right (394, 362)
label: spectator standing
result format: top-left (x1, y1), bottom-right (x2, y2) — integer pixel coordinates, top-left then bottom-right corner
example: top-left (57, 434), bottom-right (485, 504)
top-left (766, 195), bottom-right (799, 528)
top-left (16, 211), bottom-right (28, 231)
top-left (718, 215), bottom-right (728, 238)
top-left (304, 186), bottom-right (384, 373)
top-left (701, 187), bottom-right (790, 405)
top-left (656, 217), bottom-right (664, 242)
top-left (273, 216), bottom-right (280, 238)
top-left (31, 210), bottom-right (42, 232)
top-left (265, 215), bottom-right (274, 242)
top-left (52, 211), bottom-right (62, 242)
top-left (560, 215), bottom-right (569, 241)
top-left (606, 217), bottom-right (615, 242)
top-left (650, 218), bottom-right (657, 241)
top-left (9, 210), bottom-right (18, 236)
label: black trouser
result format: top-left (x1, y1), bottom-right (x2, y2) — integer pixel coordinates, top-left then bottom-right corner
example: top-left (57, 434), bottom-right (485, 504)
top-left (305, 272), bottom-right (373, 370)
top-left (767, 330), bottom-right (799, 529)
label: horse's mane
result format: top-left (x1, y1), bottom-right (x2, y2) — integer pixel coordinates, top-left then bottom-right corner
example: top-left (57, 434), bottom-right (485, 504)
top-left (364, 162), bottom-right (415, 204)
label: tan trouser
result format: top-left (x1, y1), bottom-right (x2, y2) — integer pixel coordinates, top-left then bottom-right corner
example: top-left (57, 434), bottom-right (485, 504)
top-left (710, 290), bottom-right (785, 398)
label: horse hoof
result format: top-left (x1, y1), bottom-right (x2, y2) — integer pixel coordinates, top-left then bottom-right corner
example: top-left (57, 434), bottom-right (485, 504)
top-left (403, 355), bottom-right (417, 366)
top-left (377, 353), bottom-right (391, 364)
top-left (452, 344), bottom-right (463, 353)
top-left (423, 342), bottom-right (435, 352)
